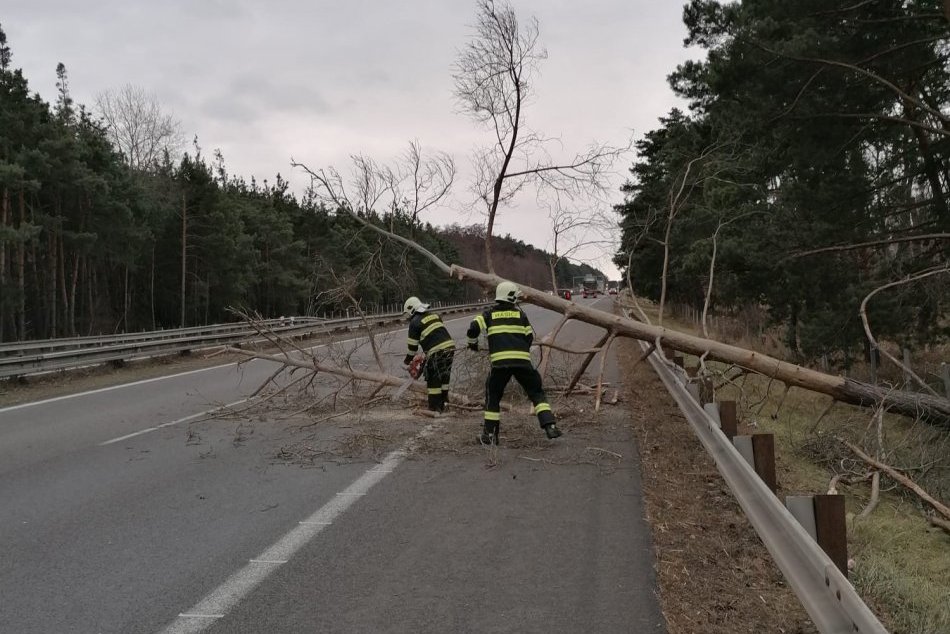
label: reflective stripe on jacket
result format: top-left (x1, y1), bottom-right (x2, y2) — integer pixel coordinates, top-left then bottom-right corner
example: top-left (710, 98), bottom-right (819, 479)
top-left (407, 311), bottom-right (454, 356)
top-left (466, 302), bottom-right (534, 366)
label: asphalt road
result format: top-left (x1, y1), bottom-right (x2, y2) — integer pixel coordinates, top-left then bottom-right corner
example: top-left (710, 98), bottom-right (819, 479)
top-left (0, 297), bottom-right (665, 633)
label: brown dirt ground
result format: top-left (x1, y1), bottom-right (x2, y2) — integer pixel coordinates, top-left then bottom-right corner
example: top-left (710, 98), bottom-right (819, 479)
top-left (616, 336), bottom-right (819, 634)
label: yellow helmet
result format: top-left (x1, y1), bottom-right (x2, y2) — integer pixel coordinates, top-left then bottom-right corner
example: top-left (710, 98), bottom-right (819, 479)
top-left (495, 281), bottom-right (522, 303)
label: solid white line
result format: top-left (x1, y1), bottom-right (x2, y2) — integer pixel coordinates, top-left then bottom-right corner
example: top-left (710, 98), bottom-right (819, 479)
top-left (98, 398), bottom-right (250, 446)
top-left (0, 314), bottom-right (475, 415)
top-left (158, 427), bottom-right (434, 634)
top-left (0, 364), bottom-right (237, 414)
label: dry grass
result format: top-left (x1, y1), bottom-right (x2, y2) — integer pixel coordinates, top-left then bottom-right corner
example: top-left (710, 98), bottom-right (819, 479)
top-left (659, 302), bottom-right (950, 634)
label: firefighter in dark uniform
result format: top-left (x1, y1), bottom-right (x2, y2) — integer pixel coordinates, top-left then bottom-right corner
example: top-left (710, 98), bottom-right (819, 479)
top-left (466, 281), bottom-right (562, 445)
top-left (403, 296), bottom-right (455, 412)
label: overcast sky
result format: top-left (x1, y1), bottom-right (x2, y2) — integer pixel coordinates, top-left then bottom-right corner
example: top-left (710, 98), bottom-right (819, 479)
top-left (3, 0), bottom-right (697, 279)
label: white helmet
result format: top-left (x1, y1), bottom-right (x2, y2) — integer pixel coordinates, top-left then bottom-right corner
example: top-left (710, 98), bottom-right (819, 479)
top-left (495, 281), bottom-right (523, 303)
top-left (403, 296), bottom-right (429, 316)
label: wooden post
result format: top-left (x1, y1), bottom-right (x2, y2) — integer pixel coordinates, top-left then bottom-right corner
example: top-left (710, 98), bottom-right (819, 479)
top-left (752, 433), bottom-right (777, 494)
top-left (699, 377), bottom-right (714, 405)
top-left (719, 400), bottom-right (738, 440)
top-left (814, 494), bottom-right (848, 577)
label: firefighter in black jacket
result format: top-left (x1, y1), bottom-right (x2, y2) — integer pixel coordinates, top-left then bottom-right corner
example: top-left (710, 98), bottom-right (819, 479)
top-left (403, 296), bottom-right (455, 412)
top-left (466, 281), bottom-right (562, 445)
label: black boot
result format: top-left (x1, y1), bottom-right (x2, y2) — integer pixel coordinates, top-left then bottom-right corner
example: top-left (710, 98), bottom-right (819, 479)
top-left (543, 423), bottom-right (562, 439)
top-left (479, 421), bottom-right (499, 445)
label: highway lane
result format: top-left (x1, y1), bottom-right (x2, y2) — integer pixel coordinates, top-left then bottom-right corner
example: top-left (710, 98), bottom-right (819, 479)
top-left (0, 297), bottom-right (664, 633)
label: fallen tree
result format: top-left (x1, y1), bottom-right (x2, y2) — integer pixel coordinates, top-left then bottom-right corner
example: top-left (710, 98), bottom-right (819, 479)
top-left (287, 190), bottom-right (950, 424)
top-left (448, 263), bottom-right (950, 424)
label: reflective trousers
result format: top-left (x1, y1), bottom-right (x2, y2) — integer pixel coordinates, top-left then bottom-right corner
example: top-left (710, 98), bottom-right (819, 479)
top-left (483, 364), bottom-right (555, 428)
top-left (424, 349), bottom-right (454, 411)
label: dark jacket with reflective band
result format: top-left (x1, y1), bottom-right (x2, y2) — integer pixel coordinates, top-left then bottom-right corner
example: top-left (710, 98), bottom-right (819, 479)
top-left (466, 301), bottom-right (534, 367)
top-left (405, 311), bottom-right (454, 363)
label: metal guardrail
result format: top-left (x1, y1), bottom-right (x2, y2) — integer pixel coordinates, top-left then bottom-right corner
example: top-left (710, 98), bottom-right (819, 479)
top-left (639, 332), bottom-right (888, 633)
top-left (0, 318), bottom-right (326, 357)
top-left (0, 302), bottom-right (487, 380)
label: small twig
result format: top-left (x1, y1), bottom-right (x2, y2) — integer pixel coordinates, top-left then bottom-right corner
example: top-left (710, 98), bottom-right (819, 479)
top-left (810, 398), bottom-right (837, 433)
top-left (585, 446), bottom-right (622, 460)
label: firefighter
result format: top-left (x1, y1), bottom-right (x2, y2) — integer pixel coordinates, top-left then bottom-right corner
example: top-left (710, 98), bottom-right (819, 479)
top-left (466, 281), bottom-right (562, 445)
top-left (403, 296), bottom-right (455, 412)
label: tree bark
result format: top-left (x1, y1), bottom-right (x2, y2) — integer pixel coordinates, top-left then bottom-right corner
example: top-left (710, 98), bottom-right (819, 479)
top-left (180, 191), bottom-right (187, 328)
top-left (0, 185), bottom-right (7, 341)
top-left (17, 190), bottom-right (26, 339)
top-left (450, 264), bottom-right (950, 424)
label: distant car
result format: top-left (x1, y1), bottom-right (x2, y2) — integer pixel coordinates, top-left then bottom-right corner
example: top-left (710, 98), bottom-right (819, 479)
top-left (582, 288), bottom-right (598, 299)
top-left (557, 288), bottom-right (572, 300)
top-left (608, 288), bottom-right (618, 295)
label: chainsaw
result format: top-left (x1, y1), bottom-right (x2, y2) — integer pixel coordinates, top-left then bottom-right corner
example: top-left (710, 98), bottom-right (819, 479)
top-left (391, 353), bottom-right (425, 401)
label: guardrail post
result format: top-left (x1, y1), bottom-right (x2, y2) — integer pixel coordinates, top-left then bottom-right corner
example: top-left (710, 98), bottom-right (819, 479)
top-left (703, 402), bottom-right (721, 428)
top-left (751, 434), bottom-right (777, 494)
top-left (814, 494), bottom-right (848, 577)
top-left (733, 433), bottom-right (776, 494)
top-left (719, 400), bottom-right (738, 440)
top-left (786, 495), bottom-right (818, 540)
top-left (733, 435), bottom-right (755, 469)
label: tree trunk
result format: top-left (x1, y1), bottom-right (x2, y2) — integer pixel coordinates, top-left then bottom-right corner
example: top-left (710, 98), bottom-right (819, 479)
top-left (180, 192), bottom-right (187, 327)
top-left (123, 264), bottom-right (130, 331)
top-left (150, 243), bottom-right (156, 329)
top-left (17, 190), bottom-right (26, 339)
top-left (59, 230), bottom-right (70, 336)
top-left (48, 230), bottom-right (57, 338)
top-left (69, 252), bottom-right (79, 336)
top-left (0, 186), bottom-right (7, 341)
top-left (450, 264), bottom-right (950, 424)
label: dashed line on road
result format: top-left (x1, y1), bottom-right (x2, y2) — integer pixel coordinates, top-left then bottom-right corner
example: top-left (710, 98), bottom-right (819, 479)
top-left (159, 425), bottom-right (434, 634)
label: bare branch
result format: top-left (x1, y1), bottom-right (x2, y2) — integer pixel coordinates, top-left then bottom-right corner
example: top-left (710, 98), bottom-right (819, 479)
top-left (859, 265), bottom-right (949, 396)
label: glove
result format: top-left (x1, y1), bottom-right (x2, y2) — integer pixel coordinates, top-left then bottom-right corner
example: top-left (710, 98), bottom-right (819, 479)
top-left (402, 355), bottom-right (413, 366)
top-left (467, 342), bottom-right (478, 352)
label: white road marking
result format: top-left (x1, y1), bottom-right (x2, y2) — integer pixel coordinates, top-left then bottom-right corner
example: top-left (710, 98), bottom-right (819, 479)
top-left (98, 398), bottom-right (250, 446)
top-left (0, 364), bottom-right (237, 414)
top-left (160, 426), bottom-right (434, 634)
